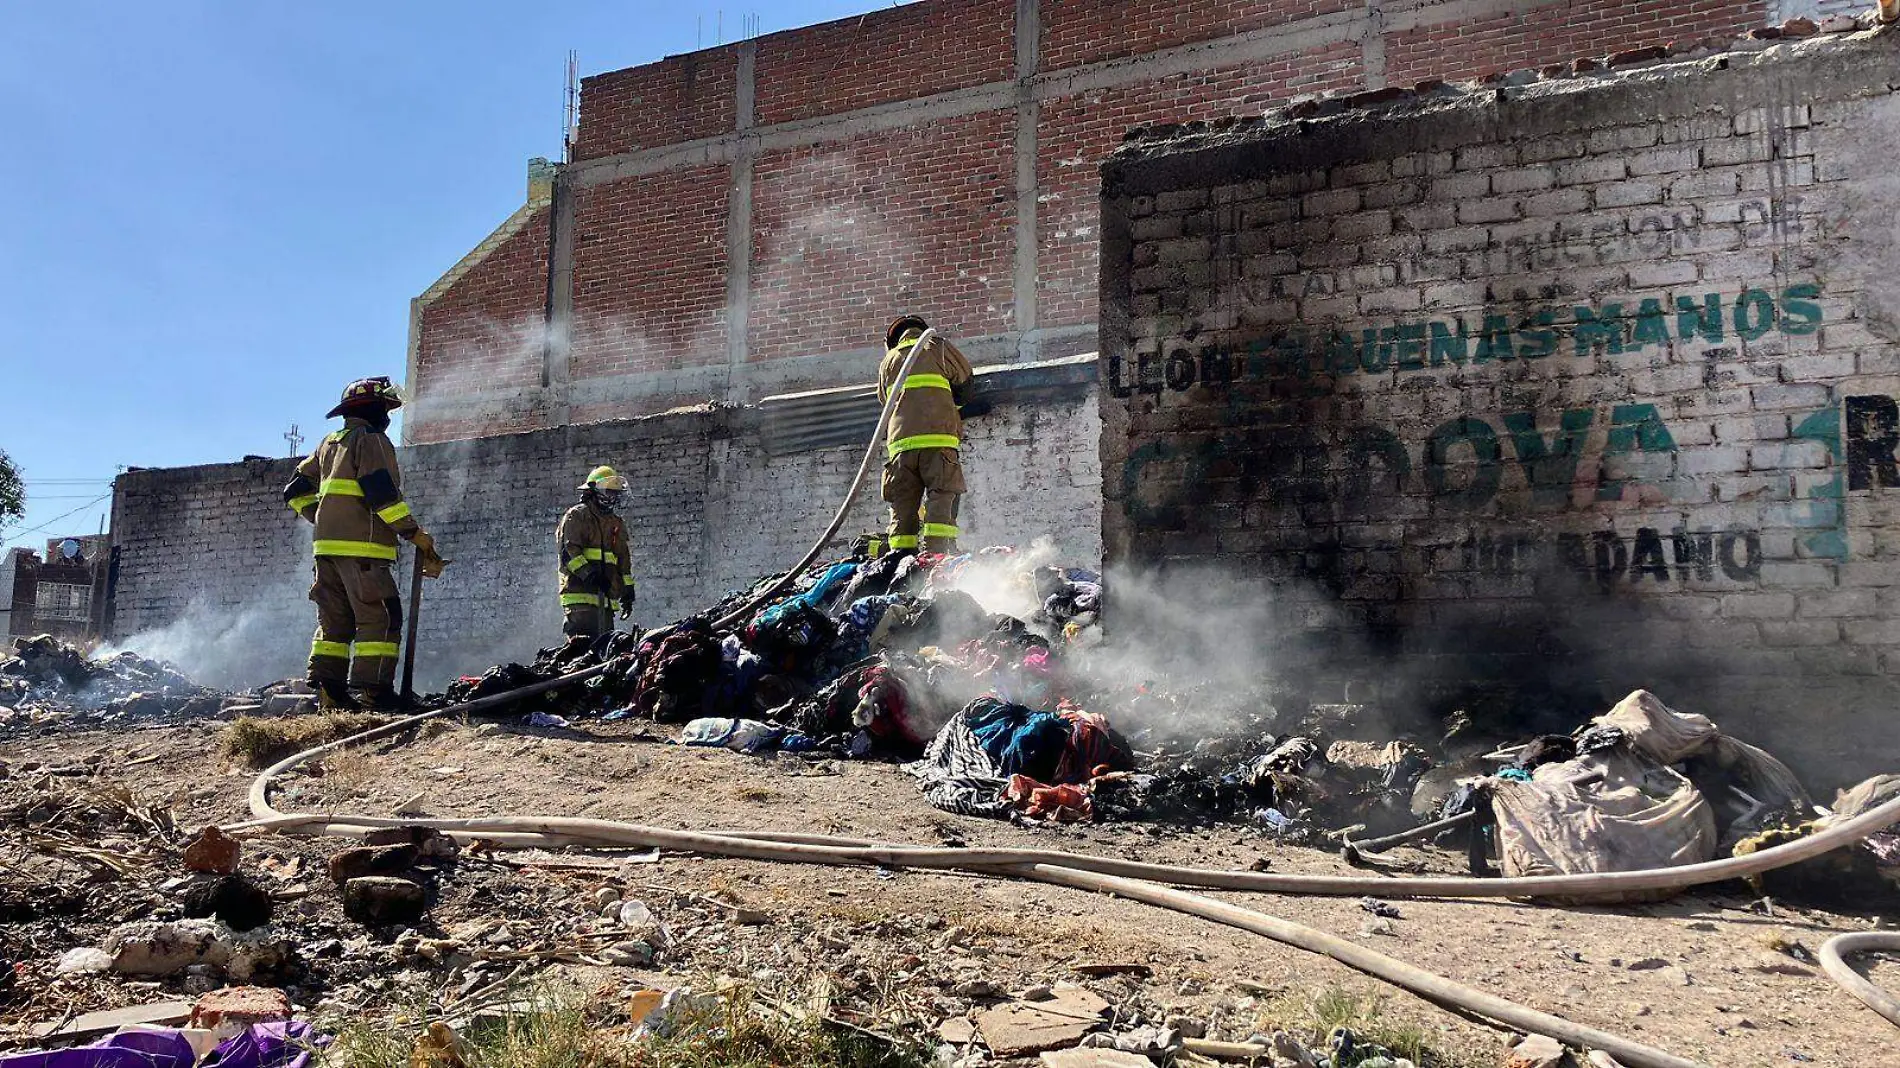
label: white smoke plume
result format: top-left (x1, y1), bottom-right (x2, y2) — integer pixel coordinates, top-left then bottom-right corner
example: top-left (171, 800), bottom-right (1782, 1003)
top-left (101, 581), bottom-right (310, 691)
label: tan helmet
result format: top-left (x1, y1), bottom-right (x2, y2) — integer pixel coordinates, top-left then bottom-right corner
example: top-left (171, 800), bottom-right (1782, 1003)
top-left (326, 376), bottom-right (403, 418)
top-left (580, 465), bottom-right (628, 492)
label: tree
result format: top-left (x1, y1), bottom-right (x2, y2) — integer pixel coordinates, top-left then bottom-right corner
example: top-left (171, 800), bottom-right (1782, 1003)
top-left (0, 449), bottom-right (22, 536)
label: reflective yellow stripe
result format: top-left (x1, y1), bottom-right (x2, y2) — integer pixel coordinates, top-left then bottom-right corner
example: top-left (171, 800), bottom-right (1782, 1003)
top-left (566, 548), bottom-right (617, 572)
top-left (888, 534), bottom-right (919, 549)
top-left (888, 434), bottom-right (960, 457)
top-left (903, 373), bottom-right (952, 391)
top-left (890, 332), bottom-right (922, 355)
top-left (376, 502), bottom-right (411, 524)
top-left (921, 523), bottom-right (959, 539)
top-left (287, 494), bottom-right (318, 512)
top-left (622, 573), bottom-right (635, 586)
top-left (313, 539), bottom-right (399, 561)
top-left (311, 640), bottom-right (351, 658)
top-left (353, 641), bottom-right (400, 659)
top-left (319, 478), bottom-right (363, 497)
top-left (562, 593), bottom-right (606, 608)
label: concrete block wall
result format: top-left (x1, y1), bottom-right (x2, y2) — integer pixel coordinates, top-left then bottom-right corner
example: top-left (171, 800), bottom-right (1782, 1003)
top-left (109, 371), bottom-right (1101, 691)
top-left (404, 0), bottom-right (1773, 446)
top-left (1099, 28), bottom-right (1900, 789)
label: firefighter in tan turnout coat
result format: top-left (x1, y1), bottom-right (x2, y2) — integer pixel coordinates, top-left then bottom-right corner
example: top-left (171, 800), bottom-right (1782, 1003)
top-left (283, 376), bottom-right (443, 710)
top-left (878, 315), bottom-right (977, 554)
top-left (557, 466), bottom-right (635, 640)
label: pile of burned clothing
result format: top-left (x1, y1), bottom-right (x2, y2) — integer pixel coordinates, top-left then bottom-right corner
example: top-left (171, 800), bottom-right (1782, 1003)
top-left (442, 548), bottom-right (1106, 762)
top-left (905, 697), bottom-right (1134, 821)
top-left (0, 634), bottom-right (229, 738)
top-left (1427, 690), bottom-right (1825, 904)
top-left (1083, 729), bottom-right (1430, 834)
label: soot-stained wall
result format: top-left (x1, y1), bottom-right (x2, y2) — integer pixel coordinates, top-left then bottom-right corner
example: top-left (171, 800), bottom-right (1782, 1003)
top-left (109, 362), bottom-right (1100, 692)
top-left (1099, 29), bottom-right (1900, 790)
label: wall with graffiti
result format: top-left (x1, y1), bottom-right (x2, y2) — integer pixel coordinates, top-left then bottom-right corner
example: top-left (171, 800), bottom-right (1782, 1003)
top-left (1098, 32), bottom-right (1900, 787)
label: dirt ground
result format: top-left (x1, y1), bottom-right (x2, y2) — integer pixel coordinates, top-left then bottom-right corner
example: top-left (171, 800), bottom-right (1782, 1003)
top-left (2, 715), bottom-right (1896, 1067)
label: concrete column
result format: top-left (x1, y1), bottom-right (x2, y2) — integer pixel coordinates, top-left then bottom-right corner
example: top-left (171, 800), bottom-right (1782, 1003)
top-left (726, 41), bottom-right (759, 402)
top-left (546, 170), bottom-right (576, 425)
top-left (1362, 0), bottom-right (1388, 90)
top-left (1013, 0), bottom-right (1041, 363)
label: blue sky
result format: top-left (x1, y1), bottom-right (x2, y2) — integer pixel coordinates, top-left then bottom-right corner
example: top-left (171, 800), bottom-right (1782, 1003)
top-left (0, 1), bottom-right (882, 551)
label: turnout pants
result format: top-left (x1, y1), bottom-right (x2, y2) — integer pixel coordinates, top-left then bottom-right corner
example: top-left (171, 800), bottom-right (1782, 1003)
top-left (308, 557), bottom-right (402, 689)
top-left (562, 602), bottom-right (612, 639)
top-left (882, 447), bottom-right (965, 554)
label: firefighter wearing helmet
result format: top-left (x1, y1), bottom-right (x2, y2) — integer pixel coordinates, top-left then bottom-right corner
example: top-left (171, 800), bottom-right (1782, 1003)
top-left (282, 376), bottom-right (444, 710)
top-left (556, 465), bottom-right (635, 640)
top-left (878, 315), bottom-right (981, 554)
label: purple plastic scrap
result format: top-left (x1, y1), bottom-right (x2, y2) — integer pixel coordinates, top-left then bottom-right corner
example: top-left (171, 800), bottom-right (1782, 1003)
top-left (0, 1022), bottom-right (330, 1068)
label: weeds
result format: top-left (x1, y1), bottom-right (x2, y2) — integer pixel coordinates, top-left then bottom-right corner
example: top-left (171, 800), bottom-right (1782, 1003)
top-left (321, 984), bottom-right (933, 1068)
top-left (1261, 985), bottom-right (1482, 1068)
top-left (221, 713), bottom-right (388, 768)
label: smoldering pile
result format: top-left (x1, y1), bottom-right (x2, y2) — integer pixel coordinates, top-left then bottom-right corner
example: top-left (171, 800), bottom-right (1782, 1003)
top-left (439, 546), bottom-right (1436, 833)
top-left (0, 635), bottom-right (240, 739)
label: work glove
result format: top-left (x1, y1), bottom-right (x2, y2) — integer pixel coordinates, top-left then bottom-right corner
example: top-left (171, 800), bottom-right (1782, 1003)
top-left (619, 590), bottom-right (636, 618)
top-left (408, 530), bottom-right (448, 579)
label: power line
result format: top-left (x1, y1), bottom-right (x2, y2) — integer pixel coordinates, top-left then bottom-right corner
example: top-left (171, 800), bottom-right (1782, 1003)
top-left (6, 491), bottom-right (113, 542)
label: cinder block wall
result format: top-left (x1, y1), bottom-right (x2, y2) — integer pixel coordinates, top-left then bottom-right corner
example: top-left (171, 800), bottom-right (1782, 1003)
top-left (1099, 30), bottom-right (1900, 790)
top-left (406, 0), bottom-right (1773, 445)
top-left (109, 375), bottom-right (1100, 690)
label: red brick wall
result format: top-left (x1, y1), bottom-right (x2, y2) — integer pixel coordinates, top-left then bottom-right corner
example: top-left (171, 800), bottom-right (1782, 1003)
top-left (569, 164), bottom-right (730, 379)
top-left (414, 208), bottom-right (550, 416)
top-left (748, 109), bottom-right (1017, 360)
top-left (1385, 0), bottom-right (1763, 86)
top-left (1037, 41), bottom-right (1363, 326)
top-left (574, 50), bottom-right (740, 160)
top-left (413, 0), bottom-right (1776, 442)
top-left (1039, 0), bottom-right (1358, 71)
top-left (752, 0), bottom-right (1016, 125)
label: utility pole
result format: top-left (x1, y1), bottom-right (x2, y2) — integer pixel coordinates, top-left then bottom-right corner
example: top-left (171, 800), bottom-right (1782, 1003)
top-left (285, 424), bottom-right (303, 458)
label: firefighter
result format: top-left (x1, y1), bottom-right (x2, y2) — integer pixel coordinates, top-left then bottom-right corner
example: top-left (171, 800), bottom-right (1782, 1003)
top-left (283, 376), bottom-right (442, 710)
top-left (557, 465), bottom-right (635, 639)
top-left (878, 315), bottom-right (979, 554)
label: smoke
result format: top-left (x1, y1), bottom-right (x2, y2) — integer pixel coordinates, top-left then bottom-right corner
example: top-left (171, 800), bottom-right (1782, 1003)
top-left (101, 581), bottom-right (310, 691)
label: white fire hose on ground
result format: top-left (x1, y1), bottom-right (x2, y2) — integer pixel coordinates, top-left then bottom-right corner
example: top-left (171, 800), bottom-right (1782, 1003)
top-left (221, 325), bottom-right (1900, 1066)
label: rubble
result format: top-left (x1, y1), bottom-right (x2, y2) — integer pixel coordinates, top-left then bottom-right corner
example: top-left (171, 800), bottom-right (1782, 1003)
top-left (341, 876), bottom-right (428, 924)
top-left (0, 635), bottom-right (242, 739)
top-left (101, 918), bottom-right (293, 981)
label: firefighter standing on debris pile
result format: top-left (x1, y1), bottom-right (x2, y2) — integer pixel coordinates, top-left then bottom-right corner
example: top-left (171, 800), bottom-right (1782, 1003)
top-left (283, 376), bottom-right (444, 710)
top-left (556, 465), bottom-right (635, 640)
top-left (878, 315), bottom-right (982, 555)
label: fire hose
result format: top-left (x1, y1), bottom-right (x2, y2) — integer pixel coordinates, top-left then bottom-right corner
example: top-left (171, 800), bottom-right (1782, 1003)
top-left (707, 328), bottom-right (940, 632)
top-left (228, 674), bottom-right (1900, 1068)
top-left (224, 323), bottom-right (1900, 1065)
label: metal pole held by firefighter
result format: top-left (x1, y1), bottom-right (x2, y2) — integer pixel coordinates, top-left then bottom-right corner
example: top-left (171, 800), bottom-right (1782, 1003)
top-left (400, 547), bottom-right (425, 705)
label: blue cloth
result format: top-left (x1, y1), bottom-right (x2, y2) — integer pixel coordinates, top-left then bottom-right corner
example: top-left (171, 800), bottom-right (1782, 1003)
top-left (963, 697), bottom-right (1068, 781)
top-left (758, 562), bottom-right (859, 628)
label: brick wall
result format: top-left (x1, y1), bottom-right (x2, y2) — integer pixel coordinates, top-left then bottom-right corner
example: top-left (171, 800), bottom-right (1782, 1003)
top-left (1099, 30), bottom-right (1900, 790)
top-left (412, 207), bottom-right (551, 427)
top-left (748, 111), bottom-right (1018, 362)
top-left (109, 365), bottom-right (1101, 692)
top-left (406, 0), bottom-right (1782, 445)
top-left (570, 164), bottom-right (732, 384)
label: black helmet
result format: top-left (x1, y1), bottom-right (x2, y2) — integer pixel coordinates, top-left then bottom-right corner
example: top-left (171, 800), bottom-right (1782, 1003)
top-left (885, 315), bottom-right (928, 350)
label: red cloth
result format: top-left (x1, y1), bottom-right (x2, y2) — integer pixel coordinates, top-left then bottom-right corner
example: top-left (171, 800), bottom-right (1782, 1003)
top-left (1004, 775), bottom-right (1093, 822)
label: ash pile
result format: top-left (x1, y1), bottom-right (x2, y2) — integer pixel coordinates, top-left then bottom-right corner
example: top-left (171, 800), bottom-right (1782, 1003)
top-left (0, 635), bottom-right (249, 739)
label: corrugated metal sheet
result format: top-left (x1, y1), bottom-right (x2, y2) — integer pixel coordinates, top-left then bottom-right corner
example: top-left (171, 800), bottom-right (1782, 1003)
top-left (757, 353), bottom-right (1098, 456)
